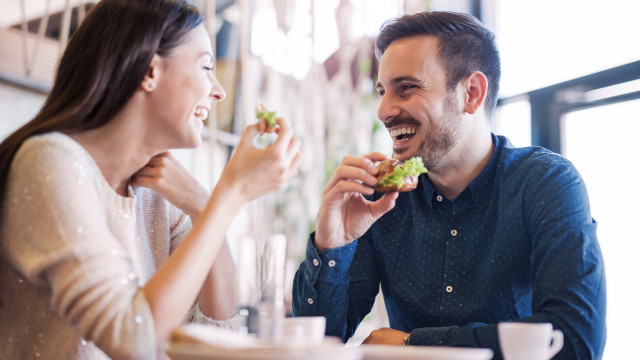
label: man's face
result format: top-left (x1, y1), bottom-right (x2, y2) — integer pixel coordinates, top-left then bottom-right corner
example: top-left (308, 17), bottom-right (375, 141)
top-left (376, 35), bottom-right (463, 170)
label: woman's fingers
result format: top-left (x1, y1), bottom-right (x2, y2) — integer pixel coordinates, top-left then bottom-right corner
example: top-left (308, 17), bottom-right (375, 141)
top-left (271, 117), bottom-right (293, 152)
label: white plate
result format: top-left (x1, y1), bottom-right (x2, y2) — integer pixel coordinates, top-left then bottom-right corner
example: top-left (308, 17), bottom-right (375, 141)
top-left (166, 342), bottom-right (362, 360)
top-left (360, 344), bottom-right (493, 360)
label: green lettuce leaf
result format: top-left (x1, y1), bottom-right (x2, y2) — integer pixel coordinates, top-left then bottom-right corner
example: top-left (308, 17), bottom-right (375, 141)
top-left (378, 157), bottom-right (428, 188)
top-left (256, 109), bottom-right (277, 128)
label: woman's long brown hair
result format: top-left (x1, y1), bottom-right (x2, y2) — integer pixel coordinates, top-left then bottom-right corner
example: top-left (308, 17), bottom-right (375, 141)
top-left (0, 0), bottom-right (203, 205)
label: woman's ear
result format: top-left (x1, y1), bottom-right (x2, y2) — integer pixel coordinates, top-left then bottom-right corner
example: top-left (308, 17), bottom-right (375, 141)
top-left (462, 71), bottom-right (488, 115)
top-left (141, 54), bottom-right (161, 92)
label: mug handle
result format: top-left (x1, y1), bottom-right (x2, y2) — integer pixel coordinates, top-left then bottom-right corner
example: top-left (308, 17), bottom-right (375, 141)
top-left (547, 329), bottom-right (564, 359)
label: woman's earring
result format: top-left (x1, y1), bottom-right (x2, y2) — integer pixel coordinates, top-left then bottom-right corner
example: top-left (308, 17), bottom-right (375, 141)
top-left (147, 81), bottom-right (156, 90)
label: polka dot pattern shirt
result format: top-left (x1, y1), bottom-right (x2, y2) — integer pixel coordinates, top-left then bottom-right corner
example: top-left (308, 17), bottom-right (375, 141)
top-left (292, 134), bottom-right (606, 359)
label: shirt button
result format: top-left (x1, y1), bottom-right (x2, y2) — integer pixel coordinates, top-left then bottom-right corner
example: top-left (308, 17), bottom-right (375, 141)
top-left (328, 260), bottom-right (336, 267)
top-left (312, 258), bottom-right (319, 266)
top-left (307, 298), bottom-right (314, 304)
top-left (446, 286), bottom-right (453, 293)
top-left (450, 229), bottom-right (458, 236)
top-left (436, 195), bottom-right (443, 202)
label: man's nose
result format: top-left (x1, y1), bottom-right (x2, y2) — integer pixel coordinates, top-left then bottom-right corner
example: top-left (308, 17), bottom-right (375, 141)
top-left (377, 93), bottom-right (401, 123)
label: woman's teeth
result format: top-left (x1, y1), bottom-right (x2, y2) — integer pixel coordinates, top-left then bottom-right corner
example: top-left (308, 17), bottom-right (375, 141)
top-left (194, 108), bottom-right (209, 121)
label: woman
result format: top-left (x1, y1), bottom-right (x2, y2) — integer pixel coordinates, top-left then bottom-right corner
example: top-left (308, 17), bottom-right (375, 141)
top-left (0, 0), bottom-right (303, 359)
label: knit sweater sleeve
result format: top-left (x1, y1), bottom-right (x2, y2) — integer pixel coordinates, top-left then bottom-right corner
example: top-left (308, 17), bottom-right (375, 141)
top-left (3, 134), bottom-right (158, 360)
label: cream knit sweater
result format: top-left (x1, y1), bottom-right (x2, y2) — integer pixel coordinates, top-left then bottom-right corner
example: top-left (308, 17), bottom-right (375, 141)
top-left (0, 133), bottom-right (219, 359)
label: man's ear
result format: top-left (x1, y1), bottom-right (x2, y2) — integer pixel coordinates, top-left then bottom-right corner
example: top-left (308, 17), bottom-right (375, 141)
top-left (141, 54), bottom-right (161, 92)
top-left (462, 71), bottom-right (488, 115)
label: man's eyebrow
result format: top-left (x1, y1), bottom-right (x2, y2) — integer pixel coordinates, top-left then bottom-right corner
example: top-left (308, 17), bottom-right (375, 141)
top-left (376, 76), bottom-right (423, 90)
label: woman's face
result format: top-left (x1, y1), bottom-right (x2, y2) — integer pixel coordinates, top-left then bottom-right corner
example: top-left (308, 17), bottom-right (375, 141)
top-left (151, 24), bottom-right (225, 149)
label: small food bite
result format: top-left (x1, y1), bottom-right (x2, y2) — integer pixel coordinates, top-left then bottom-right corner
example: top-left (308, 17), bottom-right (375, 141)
top-left (255, 101), bottom-right (278, 133)
top-left (375, 156), bottom-right (428, 192)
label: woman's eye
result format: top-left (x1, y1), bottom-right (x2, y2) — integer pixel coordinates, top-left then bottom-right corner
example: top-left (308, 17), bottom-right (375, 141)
top-left (203, 66), bottom-right (214, 71)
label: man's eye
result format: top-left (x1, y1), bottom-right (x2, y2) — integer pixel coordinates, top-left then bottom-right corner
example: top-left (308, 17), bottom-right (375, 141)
top-left (377, 89), bottom-right (385, 96)
top-left (401, 84), bottom-right (415, 92)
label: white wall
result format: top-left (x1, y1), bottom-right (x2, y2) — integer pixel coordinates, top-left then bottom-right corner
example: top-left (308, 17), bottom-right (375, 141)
top-left (0, 83), bottom-right (46, 141)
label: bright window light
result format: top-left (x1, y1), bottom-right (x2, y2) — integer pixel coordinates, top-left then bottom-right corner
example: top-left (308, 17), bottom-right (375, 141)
top-left (250, 0), bottom-right (402, 80)
top-left (496, 0), bottom-right (640, 97)
top-left (562, 100), bottom-right (640, 360)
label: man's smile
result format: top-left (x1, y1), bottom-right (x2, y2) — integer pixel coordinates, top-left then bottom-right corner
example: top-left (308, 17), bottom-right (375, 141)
top-left (388, 125), bottom-right (417, 150)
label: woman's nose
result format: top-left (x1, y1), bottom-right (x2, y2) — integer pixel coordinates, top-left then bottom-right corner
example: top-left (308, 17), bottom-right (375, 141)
top-left (209, 76), bottom-right (226, 101)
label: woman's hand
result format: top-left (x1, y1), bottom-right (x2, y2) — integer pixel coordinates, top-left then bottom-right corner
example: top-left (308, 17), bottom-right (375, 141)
top-left (217, 116), bottom-right (303, 205)
top-left (131, 151), bottom-right (209, 220)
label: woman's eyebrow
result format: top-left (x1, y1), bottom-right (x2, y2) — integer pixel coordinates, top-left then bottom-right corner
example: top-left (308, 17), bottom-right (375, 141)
top-left (201, 51), bottom-right (214, 63)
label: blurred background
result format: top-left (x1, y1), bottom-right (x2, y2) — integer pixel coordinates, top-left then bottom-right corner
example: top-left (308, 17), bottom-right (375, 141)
top-left (0, 0), bottom-right (638, 356)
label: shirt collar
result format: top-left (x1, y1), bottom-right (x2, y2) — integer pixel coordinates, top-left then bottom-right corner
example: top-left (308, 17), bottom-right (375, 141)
top-left (420, 173), bottom-right (437, 210)
top-left (387, 133), bottom-right (510, 209)
top-left (467, 133), bottom-right (507, 206)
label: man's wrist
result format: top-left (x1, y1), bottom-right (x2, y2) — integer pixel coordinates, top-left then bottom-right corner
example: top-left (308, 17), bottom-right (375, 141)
top-left (403, 333), bottom-right (411, 346)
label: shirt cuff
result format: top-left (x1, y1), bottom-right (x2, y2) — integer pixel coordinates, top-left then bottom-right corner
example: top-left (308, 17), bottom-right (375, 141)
top-left (304, 232), bottom-right (358, 280)
top-left (408, 326), bottom-right (454, 346)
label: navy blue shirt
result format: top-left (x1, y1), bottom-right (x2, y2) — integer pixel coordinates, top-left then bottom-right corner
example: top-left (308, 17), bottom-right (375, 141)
top-left (293, 134), bottom-right (606, 359)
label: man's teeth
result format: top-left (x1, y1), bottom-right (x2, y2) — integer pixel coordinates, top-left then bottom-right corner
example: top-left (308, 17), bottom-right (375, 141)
top-left (390, 127), bottom-right (416, 137)
top-left (194, 108), bottom-right (209, 121)
top-left (390, 127), bottom-right (416, 142)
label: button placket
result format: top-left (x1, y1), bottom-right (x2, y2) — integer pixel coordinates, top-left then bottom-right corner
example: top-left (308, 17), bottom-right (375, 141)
top-left (441, 217), bottom-right (461, 323)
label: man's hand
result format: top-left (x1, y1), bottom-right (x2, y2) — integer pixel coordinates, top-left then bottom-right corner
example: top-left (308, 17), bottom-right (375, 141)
top-left (361, 327), bottom-right (408, 346)
top-left (314, 152), bottom-right (399, 251)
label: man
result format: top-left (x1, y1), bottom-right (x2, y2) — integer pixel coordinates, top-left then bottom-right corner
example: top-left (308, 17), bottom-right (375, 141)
top-left (292, 11), bottom-right (605, 359)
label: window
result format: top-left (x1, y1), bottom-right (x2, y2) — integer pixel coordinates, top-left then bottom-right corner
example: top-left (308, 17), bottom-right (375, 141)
top-left (562, 100), bottom-right (640, 359)
top-left (494, 2), bottom-right (640, 358)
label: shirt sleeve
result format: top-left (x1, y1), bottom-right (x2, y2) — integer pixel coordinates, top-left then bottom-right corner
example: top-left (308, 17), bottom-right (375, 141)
top-left (3, 138), bottom-right (159, 359)
top-left (406, 156), bottom-right (606, 360)
top-left (292, 232), bottom-right (380, 341)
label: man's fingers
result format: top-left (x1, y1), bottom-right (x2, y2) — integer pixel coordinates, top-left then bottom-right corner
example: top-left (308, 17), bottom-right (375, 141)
top-left (369, 192), bottom-right (398, 220)
top-left (323, 155), bottom-right (384, 191)
top-left (340, 155), bottom-right (382, 174)
top-left (324, 165), bottom-right (379, 193)
top-left (362, 152), bottom-right (389, 163)
top-left (324, 179), bottom-right (375, 200)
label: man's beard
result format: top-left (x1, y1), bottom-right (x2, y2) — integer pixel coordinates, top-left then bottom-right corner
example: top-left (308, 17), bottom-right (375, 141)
top-left (393, 92), bottom-right (462, 170)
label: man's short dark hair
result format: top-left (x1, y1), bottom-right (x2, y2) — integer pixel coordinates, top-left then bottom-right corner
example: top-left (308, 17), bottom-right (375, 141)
top-left (375, 11), bottom-right (501, 116)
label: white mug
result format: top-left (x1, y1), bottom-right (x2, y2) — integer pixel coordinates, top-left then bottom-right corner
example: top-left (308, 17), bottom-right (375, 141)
top-left (282, 316), bottom-right (326, 345)
top-left (498, 322), bottom-right (563, 360)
